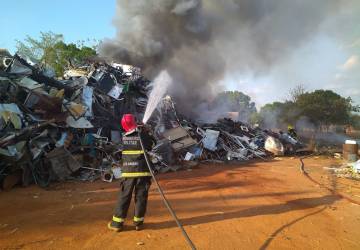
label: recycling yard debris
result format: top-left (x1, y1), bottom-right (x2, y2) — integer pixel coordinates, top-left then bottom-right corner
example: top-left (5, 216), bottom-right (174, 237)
top-left (0, 50), bottom-right (307, 190)
top-left (2, 2), bottom-right (360, 249)
top-left (0, 51), bottom-right (148, 189)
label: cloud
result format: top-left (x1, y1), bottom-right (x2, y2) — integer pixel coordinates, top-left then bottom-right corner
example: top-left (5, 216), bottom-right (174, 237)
top-left (340, 55), bottom-right (359, 71)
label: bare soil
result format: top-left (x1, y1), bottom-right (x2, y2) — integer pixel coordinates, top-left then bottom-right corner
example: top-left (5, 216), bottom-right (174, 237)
top-left (1, 156), bottom-right (360, 250)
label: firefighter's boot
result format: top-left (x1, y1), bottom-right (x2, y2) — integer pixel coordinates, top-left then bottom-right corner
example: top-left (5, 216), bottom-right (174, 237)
top-left (108, 216), bottom-right (124, 232)
top-left (134, 221), bottom-right (144, 231)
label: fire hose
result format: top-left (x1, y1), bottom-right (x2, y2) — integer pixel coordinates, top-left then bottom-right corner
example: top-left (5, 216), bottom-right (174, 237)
top-left (299, 154), bottom-right (360, 206)
top-left (139, 135), bottom-right (197, 250)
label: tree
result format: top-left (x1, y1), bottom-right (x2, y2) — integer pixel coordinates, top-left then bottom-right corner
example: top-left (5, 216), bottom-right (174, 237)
top-left (349, 114), bottom-right (360, 129)
top-left (212, 91), bottom-right (257, 122)
top-left (296, 90), bottom-right (353, 129)
top-left (52, 41), bottom-right (97, 75)
top-left (257, 101), bottom-right (298, 129)
top-left (289, 84), bottom-right (306, 102)
top-left (16, 31), bottom-right (64, 66)
top-left (16, 31), bottom-right (97, 76)
top-left (257, 88), bottom-right (358, 130)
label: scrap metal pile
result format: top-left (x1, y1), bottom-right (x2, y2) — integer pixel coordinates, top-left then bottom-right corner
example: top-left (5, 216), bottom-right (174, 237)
top-left (0, 49), bottom-right (304, 189)
top-left (147, 96), bottom-right (304, 173)
top-left (0, 50), bottom-right (149, 189)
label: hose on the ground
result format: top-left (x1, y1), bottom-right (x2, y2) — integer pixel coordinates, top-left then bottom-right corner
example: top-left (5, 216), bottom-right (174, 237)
top-left (299, 154), bottom-right (360, 205)
top-left (139, 135), bottom-right (197, 250)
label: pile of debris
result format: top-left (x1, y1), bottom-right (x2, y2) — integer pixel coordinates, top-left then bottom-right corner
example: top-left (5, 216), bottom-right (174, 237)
top-left (0, 49), bottom-right (304, 189)
top-left (147, 96), bottom-right (304, 172)
top-left (0, 50), bottom-right (149, 189)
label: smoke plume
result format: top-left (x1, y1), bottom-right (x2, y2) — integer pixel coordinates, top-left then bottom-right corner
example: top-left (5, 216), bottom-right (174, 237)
top-left (100, 0), bottom-right (345, 118)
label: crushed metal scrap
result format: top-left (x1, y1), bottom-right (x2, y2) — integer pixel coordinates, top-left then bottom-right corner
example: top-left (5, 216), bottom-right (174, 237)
top-left (0, 50), bottom-right (305, 190)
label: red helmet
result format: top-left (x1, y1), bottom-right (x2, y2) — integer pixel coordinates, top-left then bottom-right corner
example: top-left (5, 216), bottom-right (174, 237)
top-left (121, 114), bottom-right (137, 132)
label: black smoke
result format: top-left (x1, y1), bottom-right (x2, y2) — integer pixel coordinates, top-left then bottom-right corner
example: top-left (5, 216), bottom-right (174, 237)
top-left (100, 0), bottom-right (345, 118)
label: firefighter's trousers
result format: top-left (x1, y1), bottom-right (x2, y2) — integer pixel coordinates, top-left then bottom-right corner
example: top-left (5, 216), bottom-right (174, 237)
top-left (113, 177), bottom-right (152, 224)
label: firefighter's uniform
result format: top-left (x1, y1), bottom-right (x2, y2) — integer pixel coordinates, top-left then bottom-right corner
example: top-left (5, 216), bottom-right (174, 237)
top-left (111, 129), bottom-right (154, 228)
top-left (287, 125), bottom-right (298, 139)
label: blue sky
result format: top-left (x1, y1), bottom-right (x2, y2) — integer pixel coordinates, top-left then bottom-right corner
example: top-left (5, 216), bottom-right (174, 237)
top-left (0, 0), bottom-right (116, 53)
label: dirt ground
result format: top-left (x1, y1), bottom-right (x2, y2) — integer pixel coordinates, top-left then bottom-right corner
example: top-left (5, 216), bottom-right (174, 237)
top-left (1, 156), bottom-right (360, 250)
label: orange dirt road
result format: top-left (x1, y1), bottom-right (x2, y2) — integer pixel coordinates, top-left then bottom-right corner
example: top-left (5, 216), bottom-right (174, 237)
top-left (1, 156), bottom-right (360, 250)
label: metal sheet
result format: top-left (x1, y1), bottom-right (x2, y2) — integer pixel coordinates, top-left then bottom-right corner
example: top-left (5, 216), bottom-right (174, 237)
top-left (202, 129), bottom-right (219, 151)
top-left (66, 116), bottom-right (93, 128)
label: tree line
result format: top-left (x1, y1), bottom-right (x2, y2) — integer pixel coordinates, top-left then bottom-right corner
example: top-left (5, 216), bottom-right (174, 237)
top-left (201, 86), bottom-right (360, 131)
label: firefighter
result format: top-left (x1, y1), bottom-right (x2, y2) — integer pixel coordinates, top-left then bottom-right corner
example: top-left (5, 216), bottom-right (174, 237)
top-left (108, 114), bottom-right (155, 232)
top-left (287, 125), bottom-right (297, 139)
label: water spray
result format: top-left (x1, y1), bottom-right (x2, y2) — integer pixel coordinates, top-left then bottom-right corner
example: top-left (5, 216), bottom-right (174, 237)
top-left (142, 70), bottom-right (172, 124)
top-left (140, 71), bottom-right (196, 249)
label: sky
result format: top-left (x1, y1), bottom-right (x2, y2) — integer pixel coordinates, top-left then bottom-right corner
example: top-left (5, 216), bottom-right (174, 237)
top-left (1, 0), bottom-right (359, 108)
top-left (0, 0), bottom-right (116, 53)
top-left (225, 33), bottom-right (360, 107)
top-left (223, 1), bottom-right (360, 107)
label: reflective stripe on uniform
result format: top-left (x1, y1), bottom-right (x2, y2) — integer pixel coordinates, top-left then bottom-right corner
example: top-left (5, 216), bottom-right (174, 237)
top-left (122, 150), bottom-right (144, 155)
top-left (121, 172), bottom-right (151, 177)
top-left (112, 216), bottom-right (125, 223)
top-left (133, 216), bottom-right (144, 222)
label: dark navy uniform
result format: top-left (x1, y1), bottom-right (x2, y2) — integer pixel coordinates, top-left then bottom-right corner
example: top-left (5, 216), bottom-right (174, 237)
top-left (112, 129), bottom-right (155, 226)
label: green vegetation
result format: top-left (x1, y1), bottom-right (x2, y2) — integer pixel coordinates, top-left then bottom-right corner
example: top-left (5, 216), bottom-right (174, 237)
top-left (212, 91), bottom-right (257, 122)
top-left (350, 114), bottom-right (360, 129)
top-left (256, 101), bottom-right (298, 128)
top-left (296, 90), bottom-right (353, 127)
top-left (211, 87), bottom-right (359, 131)
top-left (16, 31), bottom-right (97, 76)
top-left (256, 88), bottom-right (359, 130)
